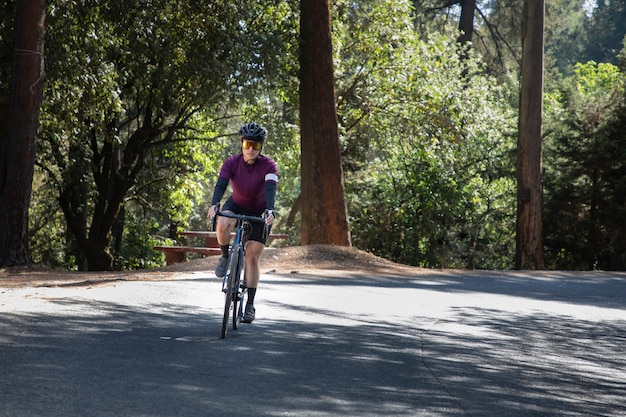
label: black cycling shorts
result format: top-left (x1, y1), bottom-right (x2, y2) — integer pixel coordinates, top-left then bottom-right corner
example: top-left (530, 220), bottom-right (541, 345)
top-left (221, 196), bottom-right (271, 244)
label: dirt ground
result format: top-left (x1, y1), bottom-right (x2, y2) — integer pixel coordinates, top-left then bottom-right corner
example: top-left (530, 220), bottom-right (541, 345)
top-left (0, 245), bottom-right (424, 288)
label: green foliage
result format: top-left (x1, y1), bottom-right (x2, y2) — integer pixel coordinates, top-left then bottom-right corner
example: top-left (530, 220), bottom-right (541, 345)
top-left (32, 0), bottom-right (262, 269)
top-left (28, 0), bottom-right (300, 269)
top-left (545, 0), bottom-right (590, 75)
top-left (28, 170), bottom-right (69, 268)
top-left (543, 60), bottom-right (626, 269)
top-left (20, 0), bottom-right (626, 271)
top-left (333, 0), bottom-right (517, 269)
top-left (583, 0), bottom-right (626, 66)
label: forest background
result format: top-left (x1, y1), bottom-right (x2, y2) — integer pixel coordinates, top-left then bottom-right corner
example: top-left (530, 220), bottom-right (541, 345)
top-left (1, 0), bottom-right (626, 272)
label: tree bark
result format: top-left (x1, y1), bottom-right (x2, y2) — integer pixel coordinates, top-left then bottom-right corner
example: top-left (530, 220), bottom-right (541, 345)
top-left (516, 0), bottom-right (544, 269)
top-left (0, 0), bottom-right (46, 267)
top-left (299, 0), bottom-right (351, 246)
top-left (457, 0), bottom-right (476, 46)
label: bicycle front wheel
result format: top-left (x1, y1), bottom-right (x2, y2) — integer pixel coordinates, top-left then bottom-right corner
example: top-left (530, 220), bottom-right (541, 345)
top-left (221, 248), bottom-right (240, 338)
top-left (232, 248), bottom-right (245, 330)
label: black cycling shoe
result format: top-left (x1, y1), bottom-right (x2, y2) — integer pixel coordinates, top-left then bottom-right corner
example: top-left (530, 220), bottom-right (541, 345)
top-left (242, 305), bottom-right (255, 323)
top-left (215, 257), bottom-right (228, 277)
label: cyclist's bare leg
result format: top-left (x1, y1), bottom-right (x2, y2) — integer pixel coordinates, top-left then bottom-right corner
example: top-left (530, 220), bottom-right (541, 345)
top-left (216, 211), bottom-right (235, 246)
top-left (244, 240), bottom-right (265, 289)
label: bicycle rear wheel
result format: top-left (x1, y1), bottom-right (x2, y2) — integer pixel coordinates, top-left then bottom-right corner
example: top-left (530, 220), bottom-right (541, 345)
top-left (221, 247), bottom-right (240, 338)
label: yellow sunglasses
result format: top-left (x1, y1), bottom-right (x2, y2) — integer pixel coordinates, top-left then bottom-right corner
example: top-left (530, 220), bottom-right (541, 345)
top-left (242, 140), bottom-right (262, 150)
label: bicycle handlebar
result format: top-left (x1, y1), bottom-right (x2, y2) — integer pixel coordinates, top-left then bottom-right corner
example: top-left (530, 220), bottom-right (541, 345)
top-left (213, 208), bottom-right (270, 240)
top-left (215, 210), bottom-right (266, 224)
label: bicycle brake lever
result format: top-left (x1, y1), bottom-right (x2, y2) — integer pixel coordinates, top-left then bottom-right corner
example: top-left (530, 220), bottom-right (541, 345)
top-left (211, 204), bottom-right (220, 231)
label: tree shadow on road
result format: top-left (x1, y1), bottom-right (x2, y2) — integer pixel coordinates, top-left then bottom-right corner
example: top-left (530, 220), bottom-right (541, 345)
top-left (0, 273), bottom-right (625, 417)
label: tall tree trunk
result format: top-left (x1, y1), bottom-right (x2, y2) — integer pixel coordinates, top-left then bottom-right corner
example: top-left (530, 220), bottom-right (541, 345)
top-left (299, 0), bottom-right (351, 246)
top-left (457, 0), bottom-right (476, 46)
top-left (457, 0), bottom-right (476, 77)
top-left (516, 0), bottom-right (544, 269)
top-left (0, 0), bottom-right (45, 267)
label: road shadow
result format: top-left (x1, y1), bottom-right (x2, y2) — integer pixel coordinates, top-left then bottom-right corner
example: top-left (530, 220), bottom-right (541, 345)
top-left (1, 271), bottom-right (625, 417)
top-left (0, 298), bottom-right (453, 417)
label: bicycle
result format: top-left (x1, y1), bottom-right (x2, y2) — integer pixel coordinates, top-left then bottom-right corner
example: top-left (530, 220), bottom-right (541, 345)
top-left (213, 209), bottom-right (268, 339)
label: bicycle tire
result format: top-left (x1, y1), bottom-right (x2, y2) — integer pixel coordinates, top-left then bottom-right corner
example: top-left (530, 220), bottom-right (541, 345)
top-left (221, 248), bottom-right (240, 338)
top-left (232, 247), bottom-right (244, 330)
top-left (221, 276), bottom-right (233, 339)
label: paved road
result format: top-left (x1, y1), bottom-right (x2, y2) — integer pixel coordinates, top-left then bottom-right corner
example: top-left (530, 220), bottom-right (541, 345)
top-left (0, 268), bottom-right (625, 417)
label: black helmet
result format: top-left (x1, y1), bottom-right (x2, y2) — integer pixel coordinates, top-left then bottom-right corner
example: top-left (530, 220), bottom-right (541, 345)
top-left (238, 122), bottom-right (267, 142)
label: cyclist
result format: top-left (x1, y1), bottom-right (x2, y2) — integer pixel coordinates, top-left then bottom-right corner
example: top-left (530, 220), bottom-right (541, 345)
top-left (207, 122), bottom-right (278, 323)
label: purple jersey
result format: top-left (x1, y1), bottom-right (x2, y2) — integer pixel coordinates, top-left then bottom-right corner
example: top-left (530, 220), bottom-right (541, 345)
top-left (218, 154), bottom-right (278, 211)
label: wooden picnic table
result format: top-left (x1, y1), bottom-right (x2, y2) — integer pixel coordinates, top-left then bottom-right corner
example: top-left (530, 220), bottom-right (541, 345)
top-left (154, 230), bottom-right (289, 266)
top-left (178, 230), bottom-right (288, 246)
